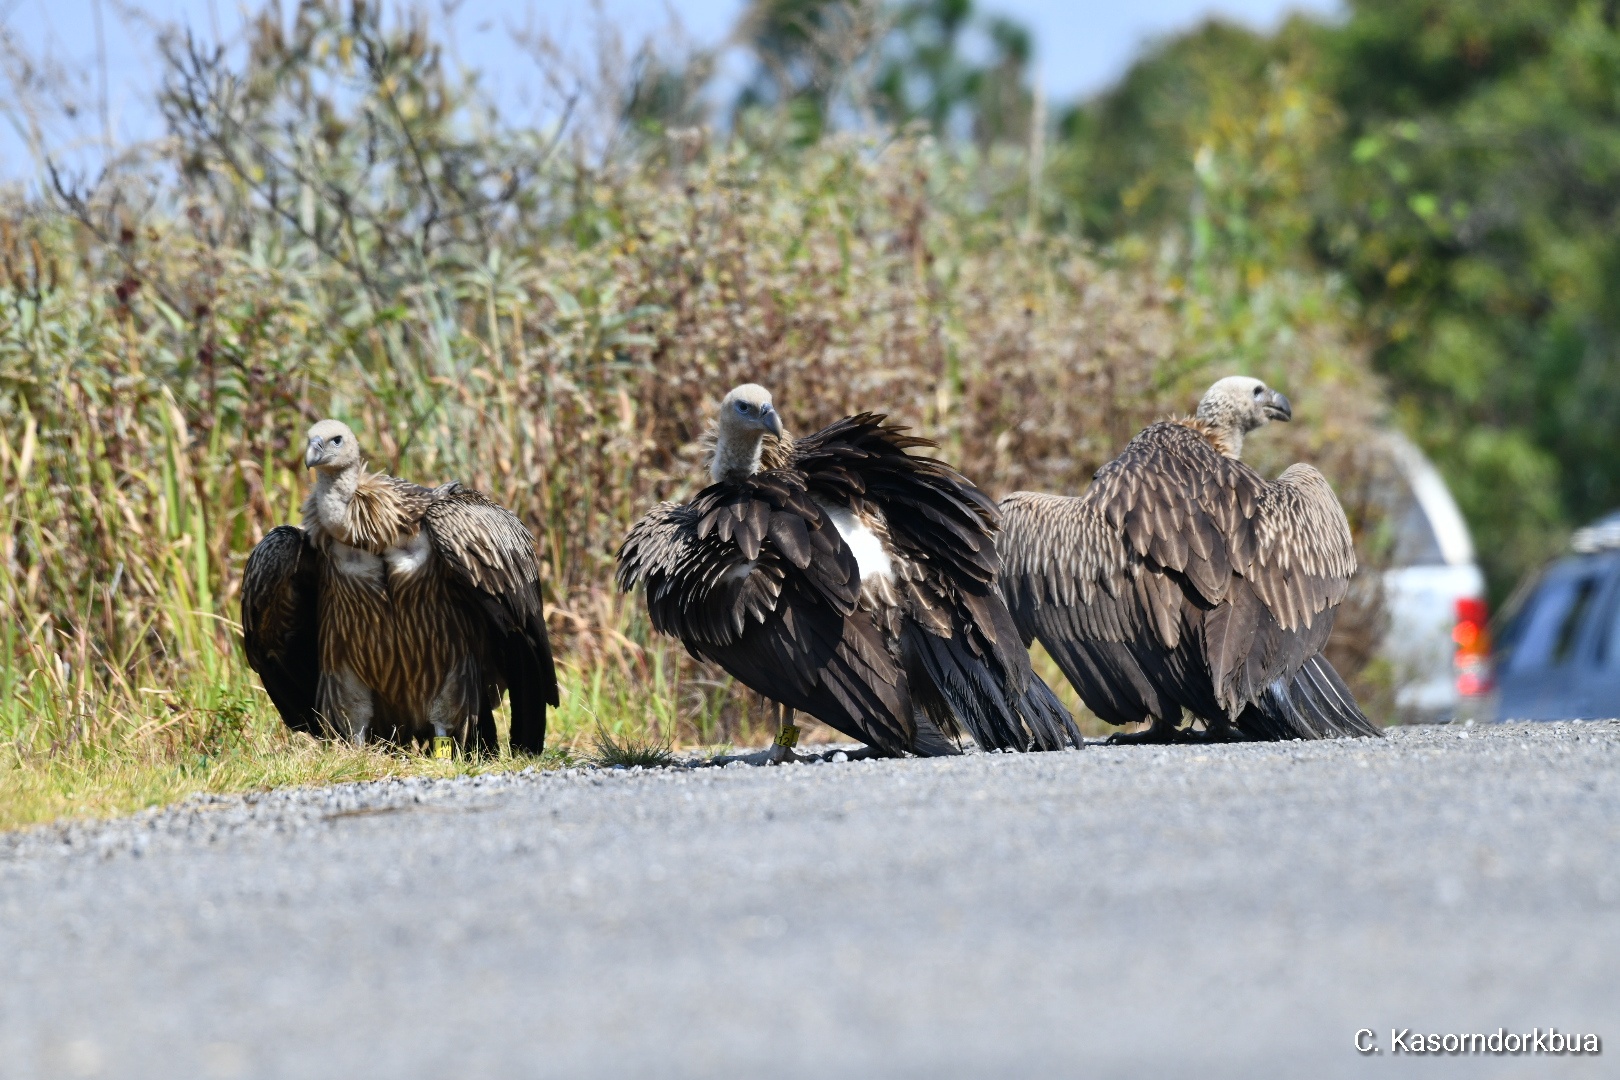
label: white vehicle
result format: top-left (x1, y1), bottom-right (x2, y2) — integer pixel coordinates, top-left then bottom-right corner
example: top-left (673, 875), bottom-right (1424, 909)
top-left (1377, 434), bottom-right (1491, 722)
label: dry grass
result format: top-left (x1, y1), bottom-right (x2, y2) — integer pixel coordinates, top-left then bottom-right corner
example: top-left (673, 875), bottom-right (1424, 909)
top-left (0, 723), bottom-right (553, 834)
top-left (0, 5), bottom-right (1395, 830)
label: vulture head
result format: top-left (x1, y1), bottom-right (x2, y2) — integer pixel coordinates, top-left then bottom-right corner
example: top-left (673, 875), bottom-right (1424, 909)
top-left (1194, 376), bottom-right (1291, 459)
top-left (305, 419), bottom-right (362, 474)
top-left (711, 384), bottom-right (784, 483)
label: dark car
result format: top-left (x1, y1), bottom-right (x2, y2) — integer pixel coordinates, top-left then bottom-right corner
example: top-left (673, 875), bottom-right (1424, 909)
top-left (1491, 512), bottom-right (1620, 721)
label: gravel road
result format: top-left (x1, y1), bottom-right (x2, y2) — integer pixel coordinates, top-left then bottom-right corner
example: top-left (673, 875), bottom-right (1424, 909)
top-left (3, 721), bottom-right (1618, 1079)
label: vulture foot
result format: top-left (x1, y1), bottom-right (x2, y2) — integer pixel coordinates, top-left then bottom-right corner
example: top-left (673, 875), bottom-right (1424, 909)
top-left (709, 744), bottom-right (815, 767)
top-left (1105, 717), bottom-right (1193, 746)
top-left (710, 720), bottom-right (818, 766)
top-left (1170, 721), bottom-right (1244, 744)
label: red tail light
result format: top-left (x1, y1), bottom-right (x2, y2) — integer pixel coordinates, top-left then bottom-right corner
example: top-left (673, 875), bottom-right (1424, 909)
top-left (1453, 597), bottom-right (1492, 696)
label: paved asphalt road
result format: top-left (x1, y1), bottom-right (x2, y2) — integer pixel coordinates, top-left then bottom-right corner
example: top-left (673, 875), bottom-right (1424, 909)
top-left (3, 721), bottom-right (1618, 1079)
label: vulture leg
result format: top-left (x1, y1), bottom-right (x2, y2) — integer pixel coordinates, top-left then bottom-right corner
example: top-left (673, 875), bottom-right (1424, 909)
top-left (318, 668), bottom-right (375, 746)
top-left (1103, 712), bottom-right (1191, 745)
top-left (430, 722), bottom-right (455, 760)
top-left (768, 705), bottom-right (806, 764)
top-left (712, 704), bottom-right (817, 766)
top-left (424, 656), bottom-right (483, 758)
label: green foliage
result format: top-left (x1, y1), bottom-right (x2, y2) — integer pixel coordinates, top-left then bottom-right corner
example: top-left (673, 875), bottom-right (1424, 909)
top-left (869, 0), bottom-right (1033, 145)
top-left (871, 0), bottom-right (979, 131)
top-left (1054, 0), bottom-right (1620, 600)
top-left (1053, 19), bottom-right (1287, 238)
top-left (733, 0), bottom-right (877, 132)
top-left (1325, 0), bottom-right (1571, 116)
top-left (732, 0), bottom-right (1034, 146)
top-left (1319, 0), bottom-right (1620, 594)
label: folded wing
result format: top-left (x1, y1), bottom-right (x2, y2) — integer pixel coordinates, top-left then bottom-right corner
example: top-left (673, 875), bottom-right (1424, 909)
top-left (240, 525), bottom-right (323, 735)
top-left (617, 470), bottom-right (916, 754)
top-left (1000, 421), bottom-right (1375, 739)
top-left (424, 486), bottom-right (559, 754)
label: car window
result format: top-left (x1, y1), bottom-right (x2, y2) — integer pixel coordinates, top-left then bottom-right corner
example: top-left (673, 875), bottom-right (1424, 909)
top-left (1552, 576), bottom-right (1600, 664)
top-left (1390, 497), bottom-right (1446, 566)
top-left (1507, 572), bottom-right (1603, 672)
top-left (1590, 569), bottom-right (1620, 669)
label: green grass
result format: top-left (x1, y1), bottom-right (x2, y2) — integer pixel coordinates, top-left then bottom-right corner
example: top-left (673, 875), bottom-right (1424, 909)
top-left (0, 645), bottom-right (1109, 833)
top-left (0, 729), bottom-right (557, 833)
top-left (0, 656), bottom-right (718, 832)
top-left (590, 724), bottom-right (676, 769)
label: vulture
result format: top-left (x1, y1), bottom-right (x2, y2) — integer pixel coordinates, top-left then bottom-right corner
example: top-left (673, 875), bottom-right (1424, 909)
top-left (999, 376), bottom-right (1380, 743)
top-left (240, 420), bottom-right (557, 755)
top-left (617, 384), bottom-right (1079, 764)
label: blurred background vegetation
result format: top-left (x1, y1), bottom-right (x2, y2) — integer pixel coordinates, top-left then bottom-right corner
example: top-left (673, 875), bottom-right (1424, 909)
top-left (1055, 0), bottom-right (1618, 599)
top-left (0, 0), bottom-right (1606, 821)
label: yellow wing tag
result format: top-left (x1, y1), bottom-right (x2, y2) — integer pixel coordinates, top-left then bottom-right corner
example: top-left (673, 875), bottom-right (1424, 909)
top-left (432, 736), bottom-right (454, 760)
top-left (773, 725), bottom-right (800, 748)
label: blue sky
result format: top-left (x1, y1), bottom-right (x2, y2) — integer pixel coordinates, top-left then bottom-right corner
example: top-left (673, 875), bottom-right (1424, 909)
top-left (1, 0), bottom-right (1339, 177)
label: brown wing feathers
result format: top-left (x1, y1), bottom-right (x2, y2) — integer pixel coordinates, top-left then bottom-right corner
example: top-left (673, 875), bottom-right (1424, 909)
top-left (794, 414), bottom-right (1000, 586)
top-left (619, 473), bottom-right (862, 643)
top-left (1000, 420), bottom-right (1376, 740)
top-left (616, 474), bottom-right (916, 753)
top-left (424, 485), bottom-right (559, 754)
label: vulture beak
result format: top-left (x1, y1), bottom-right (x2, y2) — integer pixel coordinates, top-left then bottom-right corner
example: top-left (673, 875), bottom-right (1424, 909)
top-left (761, 404), bottom-right (783, 438)
top-left (1265, 391), bottom-right (1293, 422)
top-left (305, 438), bottom-right (325, 469)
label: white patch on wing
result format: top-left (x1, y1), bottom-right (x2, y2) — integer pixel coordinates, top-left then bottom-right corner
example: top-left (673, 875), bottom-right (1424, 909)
top-left (818, 503), bottom-right (893, 582)
top-left (384, 530), bottom-right (433, 580)
top-left (330, 542), bottom-right (385, 585)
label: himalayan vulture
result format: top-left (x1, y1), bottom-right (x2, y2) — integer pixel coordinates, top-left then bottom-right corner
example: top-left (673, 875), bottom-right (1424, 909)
top-left (617, 384), bottom-right (1080, 763)
top-left (999, 376), bottom-right (1380, 743)
top-left (240, 420), bottom-right (557, 755)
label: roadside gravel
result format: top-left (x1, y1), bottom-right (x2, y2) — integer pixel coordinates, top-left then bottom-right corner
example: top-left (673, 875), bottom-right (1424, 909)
top-left (3, 722), bottom-right (1617, 1079)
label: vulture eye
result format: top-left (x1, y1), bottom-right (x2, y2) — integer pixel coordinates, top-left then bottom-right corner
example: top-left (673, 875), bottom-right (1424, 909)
top-left (1252, 386), bottom-right (1265, 399)
top-left (735, 401), bottom-right (751, 415)
top-left (332, 435), bottom-right (343, 445)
